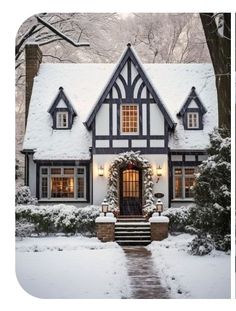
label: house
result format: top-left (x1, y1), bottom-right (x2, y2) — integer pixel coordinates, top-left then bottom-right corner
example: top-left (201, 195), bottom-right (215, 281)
top-left (22, 43), bottom-right (218, 214)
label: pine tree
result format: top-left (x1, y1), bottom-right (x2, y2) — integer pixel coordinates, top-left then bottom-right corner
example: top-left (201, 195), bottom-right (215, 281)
top-left (193, 128), bottom-right (231, 237)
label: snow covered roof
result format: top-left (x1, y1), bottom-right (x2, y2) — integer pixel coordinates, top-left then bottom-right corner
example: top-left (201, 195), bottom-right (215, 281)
top-left (23, 61), bottom-right (218, 160)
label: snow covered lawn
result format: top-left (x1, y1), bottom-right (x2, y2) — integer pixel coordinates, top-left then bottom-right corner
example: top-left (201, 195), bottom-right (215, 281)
top-left (16, 236), bottom-right (131, 299)
top-left (148, 234), bottom-right (231, 299)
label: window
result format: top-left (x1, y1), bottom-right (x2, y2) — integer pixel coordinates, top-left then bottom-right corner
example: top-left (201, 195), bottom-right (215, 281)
top-left (56, 112), bottom-right (68, 128)
top-left (121, 105), bottom-right (138, 134)
top-left (40, 166), bottom-right (86, 201)
top-left (187, 112), bottom-right (199, 129)
top-left (173, 167), bottom-right (196, 199)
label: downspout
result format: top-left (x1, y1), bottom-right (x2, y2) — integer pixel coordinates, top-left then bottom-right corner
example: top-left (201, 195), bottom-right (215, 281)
top-left (89, 147), bottom-right (93, 204)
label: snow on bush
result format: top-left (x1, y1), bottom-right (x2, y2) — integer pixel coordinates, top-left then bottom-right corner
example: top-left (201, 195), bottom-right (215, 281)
top-left (15, 186), bottom-right (38, 205)
top-left (188, 234), bottom-right (214, 256)
top-left (162, 205), bottom-right (196, 232)
top-left (15, 220), bottom-right (36, 237)
top-left (15, 204), bottom-right (100, 235)
top-left (191, 128), bottom-right (231, 252)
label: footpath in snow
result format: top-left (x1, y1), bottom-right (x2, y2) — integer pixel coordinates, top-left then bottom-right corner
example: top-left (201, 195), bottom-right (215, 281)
top-left (147, 233), bottom-right (231, 299)
top-left (16, 236), bottom-right (131, 299)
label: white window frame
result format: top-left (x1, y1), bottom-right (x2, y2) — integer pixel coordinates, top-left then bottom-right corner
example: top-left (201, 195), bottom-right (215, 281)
top-left (39, 166), bottom-right (87, 201)
top-left (173, 166), bottom-right (196, 200)
top-left (187, 112), bottom-right (199, 129)
top-left (120, 104), bottom-right (139, 135)
top-left (56, 111), bottom-right (69, 128)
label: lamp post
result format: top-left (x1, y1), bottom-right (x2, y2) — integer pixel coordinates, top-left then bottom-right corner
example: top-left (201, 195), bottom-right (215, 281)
top-left (101, 199), bottom-right (109, 216)
top-left (156, 199), bottom-right (164, 216)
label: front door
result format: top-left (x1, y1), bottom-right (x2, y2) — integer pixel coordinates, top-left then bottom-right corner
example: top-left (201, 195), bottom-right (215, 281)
top-left (120, 167), bottom-right (142, 215)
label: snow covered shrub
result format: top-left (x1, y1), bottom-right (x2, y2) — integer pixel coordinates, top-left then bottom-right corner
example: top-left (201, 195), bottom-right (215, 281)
top-left (15, 220), bottom-right (36, 237)
top-left (162, 205), bottom-right (196, 232)
top-left (188, 234), bottom-right (214, 256)
top-left (15, 186), bottom-right (38, 205)
top-left (193, 128), bottom-right (231, 239)
top-left (15, 204), bottom-right (100, 235)
top-left (214, 234), bottom-right (231, 252)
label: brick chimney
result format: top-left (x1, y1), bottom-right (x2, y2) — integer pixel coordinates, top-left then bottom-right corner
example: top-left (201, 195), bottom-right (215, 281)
top-left (25, 44), bottom-right (42, 125)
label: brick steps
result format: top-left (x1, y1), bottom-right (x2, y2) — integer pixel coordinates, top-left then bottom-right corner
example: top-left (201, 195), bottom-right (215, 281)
top-left (115, 220), bottom-right (151, 246)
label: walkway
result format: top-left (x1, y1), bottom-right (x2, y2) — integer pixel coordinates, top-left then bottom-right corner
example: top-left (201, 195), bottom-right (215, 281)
top-left (123, 246), bottom-right (169, 299)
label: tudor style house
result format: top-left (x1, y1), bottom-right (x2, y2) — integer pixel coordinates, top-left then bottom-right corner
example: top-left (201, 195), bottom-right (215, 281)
top-left (22, 43), bottom-right (218, 214)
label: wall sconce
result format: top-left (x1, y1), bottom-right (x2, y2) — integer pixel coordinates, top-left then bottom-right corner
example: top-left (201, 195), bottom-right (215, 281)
top-left (156, 165), bottom-right (162, 183)
top-left (98, 166), bottom-right (104, 176)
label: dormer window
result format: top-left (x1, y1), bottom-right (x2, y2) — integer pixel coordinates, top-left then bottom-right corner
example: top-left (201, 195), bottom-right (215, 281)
top-left (48, 87), bottom-right (77, 130)
top-left (187, 112), bottom-right (199, 129)
top-left (57, 112), bottom-right (68, 128)
top-left (177, 87), bottom-right (207, 131)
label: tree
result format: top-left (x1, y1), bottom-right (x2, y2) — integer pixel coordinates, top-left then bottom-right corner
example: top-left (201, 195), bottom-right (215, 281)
top-left (193, 128), bottom-right (231, 238)
top-left (200, 13), bottom-right (231, 130)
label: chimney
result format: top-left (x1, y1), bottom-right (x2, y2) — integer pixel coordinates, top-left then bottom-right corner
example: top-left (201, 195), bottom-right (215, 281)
top-left (25, 44), bottom-right (42, 125)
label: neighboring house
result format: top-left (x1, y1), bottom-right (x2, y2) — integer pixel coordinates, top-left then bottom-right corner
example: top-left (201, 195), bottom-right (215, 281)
top-left (22, 43), bottom-right (218, 214)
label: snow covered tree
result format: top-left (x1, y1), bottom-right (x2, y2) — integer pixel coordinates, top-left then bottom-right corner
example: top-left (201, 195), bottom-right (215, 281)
top-left (193, 128), bottom-right (231, 238)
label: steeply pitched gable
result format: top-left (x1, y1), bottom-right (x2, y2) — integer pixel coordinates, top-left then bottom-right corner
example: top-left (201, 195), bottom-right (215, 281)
top-left (85, 44), bottom-right (175, 130)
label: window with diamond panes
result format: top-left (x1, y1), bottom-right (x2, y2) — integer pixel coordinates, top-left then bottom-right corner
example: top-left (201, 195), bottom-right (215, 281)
top-left (121, 105), bottom-right (138, 133)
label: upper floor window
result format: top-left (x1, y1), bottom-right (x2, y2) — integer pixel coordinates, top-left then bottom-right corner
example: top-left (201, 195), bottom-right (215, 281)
top-left (121, 104), bottom-right (138, 134)
top-left (177, 87), bottom-right (207, 131)
top-left (56, 112), bottom-right (68, 128)
top-left (187, 112), bottom-right (199, 129)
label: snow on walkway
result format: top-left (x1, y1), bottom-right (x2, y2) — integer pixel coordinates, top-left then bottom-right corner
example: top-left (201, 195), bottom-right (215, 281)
top-left (16, 236), bottom-right (131, 299)
top-left (148, 234), bottom-right (231, 299)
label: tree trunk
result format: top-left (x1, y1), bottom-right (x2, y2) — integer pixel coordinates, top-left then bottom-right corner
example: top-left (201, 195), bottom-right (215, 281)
top-left (200, 13), bottom-right (231, 130)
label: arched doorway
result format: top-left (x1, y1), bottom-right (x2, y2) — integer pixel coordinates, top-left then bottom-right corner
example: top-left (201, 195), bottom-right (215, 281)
top-left (106, 151), bottom-right (154, 215)
top-left (119, 166), bottom-right (142, 215)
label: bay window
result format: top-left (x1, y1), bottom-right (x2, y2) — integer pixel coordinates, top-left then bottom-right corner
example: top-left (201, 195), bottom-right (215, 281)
top-left (40, 166), bottom-right (86, 201)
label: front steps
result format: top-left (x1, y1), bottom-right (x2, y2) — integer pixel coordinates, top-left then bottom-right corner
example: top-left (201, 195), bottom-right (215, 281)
top-left (115, 217), bottom-right (151, 246)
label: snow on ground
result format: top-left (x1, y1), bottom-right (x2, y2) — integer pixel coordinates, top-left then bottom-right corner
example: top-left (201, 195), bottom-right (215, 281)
top-left (16, 236), bottom-right (131, 299)
top-left (147, 234), bottom-right (230, 299)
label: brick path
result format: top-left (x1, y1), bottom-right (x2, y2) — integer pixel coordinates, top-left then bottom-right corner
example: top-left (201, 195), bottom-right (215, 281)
top-left (123, 246), bottom-right (169, 299)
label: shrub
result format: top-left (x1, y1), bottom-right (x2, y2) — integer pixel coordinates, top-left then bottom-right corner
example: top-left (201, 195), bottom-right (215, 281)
top-left (162, 205), bottom-right (196, 232)
top-left (15, 220), bottom-right (36, 237)
top-left (188, 234), bottom-right (214, 256)
top-left (15, 204), bottom-right (100, 235)
top-left (15, 186), bottom-right (38, 205)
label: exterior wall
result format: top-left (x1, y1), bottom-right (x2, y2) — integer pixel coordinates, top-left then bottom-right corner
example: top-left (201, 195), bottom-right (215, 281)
top-left (28, 154), bottom-right (36, 196)
top-left (93, 153), bottom-right (169, 209)
top-left (95, 104), bottom-right (109, 135)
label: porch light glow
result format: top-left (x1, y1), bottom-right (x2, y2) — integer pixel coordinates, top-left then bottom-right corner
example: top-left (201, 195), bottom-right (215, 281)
top-left (156, 165), bottom-right (162, 183)
top-left (156, 199), bottom-right (164, 216)
top-left (98, 166), bottom-right (104, 176)
top-left (156, 165), bottom-right (162, 177)
top-left (101, 199), bottom-right (109, 216)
